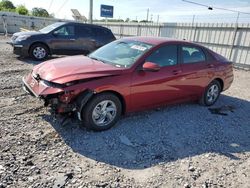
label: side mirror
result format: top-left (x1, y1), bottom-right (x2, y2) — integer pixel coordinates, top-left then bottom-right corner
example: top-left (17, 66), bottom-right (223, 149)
top-left (142, 62), bottom-right (160, 72)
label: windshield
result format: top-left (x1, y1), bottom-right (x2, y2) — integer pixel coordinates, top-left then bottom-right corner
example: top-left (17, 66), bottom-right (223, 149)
top-left (88, 40), bottom-right (154, 68)
top-left (39, 22), bottom-right (65, 34)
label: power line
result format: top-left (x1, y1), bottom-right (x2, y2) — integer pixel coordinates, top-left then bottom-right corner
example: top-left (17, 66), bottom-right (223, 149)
top-left (48, 0), bottom-right (54, 11)
top-left (182, 0), bottom-right (250, 15)
top-left (57, 0), bottom-right (69, 14)
top-left (182, 0), bottom-right (211, 9)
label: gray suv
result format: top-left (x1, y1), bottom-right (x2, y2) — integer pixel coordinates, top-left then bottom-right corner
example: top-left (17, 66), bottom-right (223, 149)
top-left (8, 22), bottom-right (116, 60)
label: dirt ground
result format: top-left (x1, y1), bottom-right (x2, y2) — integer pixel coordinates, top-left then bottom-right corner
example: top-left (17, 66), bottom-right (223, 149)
top-left (0, 35), bottom-right (249, 188)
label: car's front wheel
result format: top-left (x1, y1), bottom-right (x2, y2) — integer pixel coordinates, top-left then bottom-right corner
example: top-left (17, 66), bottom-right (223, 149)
top-left (29, 43), bottom-right (49, 60)
top-left (81, 93), bottom-right (122, 131)
top-left (200, 80), bottom-right (221, 106)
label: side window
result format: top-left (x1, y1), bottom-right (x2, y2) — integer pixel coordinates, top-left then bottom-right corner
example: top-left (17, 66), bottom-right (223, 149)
top-left (92, 28), bottom-right (103, 36)
top-left (146, 45), bottom-right (178, 67)
top-left (76, 26), bottom-right (91, 37)
top-left (54, 25), bottom-right (75, 36)
top-left (182, 46), bottom-right (206, 64)
top-left (92, 28), bottom-right (111, 37)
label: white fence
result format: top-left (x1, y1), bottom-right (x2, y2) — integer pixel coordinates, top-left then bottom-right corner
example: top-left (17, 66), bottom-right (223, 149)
top-left (1, 11), bottom-right (249, 69)
top-left (99, 22), bottom-right (250, 69)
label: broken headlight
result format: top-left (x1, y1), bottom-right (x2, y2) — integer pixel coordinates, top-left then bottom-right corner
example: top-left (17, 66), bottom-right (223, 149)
top-left (40, 80), bottom-right (64, 88)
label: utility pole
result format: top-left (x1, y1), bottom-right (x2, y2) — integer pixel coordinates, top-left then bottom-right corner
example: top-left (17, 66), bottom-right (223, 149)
top-left (235, 12), bottom-right (240, 25)
top-left (157, 15), bottom-right (159, 24)
top-left (192, 15), bottom-right (195, 26)
top-left (89, 0), bottom-right (93, 24)
top-left (146, 8), bottom-right (149, 22)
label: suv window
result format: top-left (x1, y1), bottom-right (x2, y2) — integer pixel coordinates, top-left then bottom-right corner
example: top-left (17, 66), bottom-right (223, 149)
top-left (76, 25), bottom-right (92, 37)
top-left (146, 45), bottom-right (178, 67)
top-left (92, 28), bottom-right (112, 37)
top-left (182, 46), bottom-right (206, 64)
top-left (54, 25), bottom-right (75, 36)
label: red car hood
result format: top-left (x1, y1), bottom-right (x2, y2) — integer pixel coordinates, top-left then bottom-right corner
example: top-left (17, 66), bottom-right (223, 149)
top-left (33, 55), bottom-right (123, 84)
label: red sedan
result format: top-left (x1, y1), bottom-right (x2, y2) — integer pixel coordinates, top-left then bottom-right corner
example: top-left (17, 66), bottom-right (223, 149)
top-left (23, 37), bottom-right (234, 131)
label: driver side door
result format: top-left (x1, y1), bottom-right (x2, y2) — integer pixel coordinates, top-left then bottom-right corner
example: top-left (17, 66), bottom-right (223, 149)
top-left (130, 44), bottom-right (184, 111)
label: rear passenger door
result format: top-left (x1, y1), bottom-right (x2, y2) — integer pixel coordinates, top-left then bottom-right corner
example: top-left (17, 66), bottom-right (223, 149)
top-left (76, 25), bottom-right (97, 54)
top-left (50, 24), bottom-right (81, 55)
top-left (180, 45), bottom-right (212, 97)
top-left (92, 28), bottom-right (115, 47)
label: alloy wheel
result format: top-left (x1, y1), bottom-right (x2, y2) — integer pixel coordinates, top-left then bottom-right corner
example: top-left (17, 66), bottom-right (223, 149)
top-left (206, 84), bottom-right (219, 103)
top-left (92, 100), bottom-right (117, 126)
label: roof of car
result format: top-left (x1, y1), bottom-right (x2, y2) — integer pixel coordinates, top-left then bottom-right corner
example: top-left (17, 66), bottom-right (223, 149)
top-left (60, 22), bottom-right (109, 30)
top-left (122, 36), bottom-right (197, 46)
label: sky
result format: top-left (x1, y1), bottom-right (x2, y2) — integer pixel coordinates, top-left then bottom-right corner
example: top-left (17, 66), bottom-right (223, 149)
top-left (10, 0), bottom-right (250, 23)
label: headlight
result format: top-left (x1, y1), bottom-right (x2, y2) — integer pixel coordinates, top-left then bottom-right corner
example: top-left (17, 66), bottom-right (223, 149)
top-left (40, 80), bottom-right (64, 88)
top-left (40, 80), bottom-right (53, 87)
top-left (65, 81), bottom-right (77, 87)
top-left (40, 80), bottom-right (77, 88)
top-left (16, 35), bottom-right (31, 42)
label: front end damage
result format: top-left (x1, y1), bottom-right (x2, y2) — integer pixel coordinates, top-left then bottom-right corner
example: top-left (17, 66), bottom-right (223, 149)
top-left (42, 89), bottom-right (94, 115)
top-left (22, 73), bottom-right (94, 118)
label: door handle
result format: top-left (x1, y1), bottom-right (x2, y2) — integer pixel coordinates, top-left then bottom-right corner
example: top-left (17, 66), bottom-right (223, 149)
top-left (172, 70), bottom-right (182, 75)
top-left (70, 38), bottom-right (76, 41)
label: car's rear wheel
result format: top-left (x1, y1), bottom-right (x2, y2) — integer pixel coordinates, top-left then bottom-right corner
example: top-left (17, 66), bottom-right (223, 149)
top-left (200, 80), bottom-right (221, 106)
top-left (30, 43), bottom-right (49, 60)
top-left (81, 93), bottom-right (122, 131)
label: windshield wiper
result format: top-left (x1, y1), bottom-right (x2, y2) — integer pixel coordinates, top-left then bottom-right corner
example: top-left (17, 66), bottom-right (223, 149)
top-left (88, 56), bottom-right (125, 67)
top-left (88, 56), bottom-right (103, 62)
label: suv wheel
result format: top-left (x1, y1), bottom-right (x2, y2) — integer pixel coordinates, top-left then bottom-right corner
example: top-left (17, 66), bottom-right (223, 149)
top-left (30, 43), bottom-right (49, 60)
top-left (81, 93), bottom-right (122, 131)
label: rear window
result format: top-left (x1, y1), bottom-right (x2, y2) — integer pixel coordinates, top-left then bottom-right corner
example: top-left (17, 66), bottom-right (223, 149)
top-left (76, 26), bottom-right (92, 37)
top-left (182, 46), bottom-right (206, 64)
top-left (92, 28), bottom-right (113, 37)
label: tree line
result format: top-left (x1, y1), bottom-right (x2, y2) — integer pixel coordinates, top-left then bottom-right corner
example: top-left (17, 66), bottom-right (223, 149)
top-left (0, 0), bottom-right (153, 22)
top-left (0, 0), bottom-right (53, 17)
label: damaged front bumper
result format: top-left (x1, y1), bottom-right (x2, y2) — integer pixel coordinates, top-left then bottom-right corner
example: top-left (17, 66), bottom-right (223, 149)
top-left (22, 77), bottom-right (39, 97)
top-left (22, 77), bottom-right (94, 117)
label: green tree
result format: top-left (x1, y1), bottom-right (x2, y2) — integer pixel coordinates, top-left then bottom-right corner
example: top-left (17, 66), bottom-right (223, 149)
top-left (31, 7), bottom-right (49, 17)
top-left (125, 18), bottom-right (130, 22)
top-left (0, 0), bottom-right (16, 11)
top-left (140, 20), bottom-right (152, 23)
top-left (16, 5), bottom-right (28, 15)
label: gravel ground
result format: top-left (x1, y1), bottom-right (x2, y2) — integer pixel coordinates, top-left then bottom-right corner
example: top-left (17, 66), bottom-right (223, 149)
top-left (0, 35), bottom-right (250, 188)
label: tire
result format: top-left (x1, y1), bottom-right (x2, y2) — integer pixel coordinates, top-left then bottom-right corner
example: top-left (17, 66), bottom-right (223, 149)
top-left (199, 80), bottom-right (221, 106)
top-left (29, 43), bottom-right (49, 60)
top-left (81, 93), bottom-right (122, 131)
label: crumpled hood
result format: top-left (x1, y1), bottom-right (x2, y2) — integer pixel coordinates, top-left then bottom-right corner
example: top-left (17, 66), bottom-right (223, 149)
top-left (33, 55), bottom-right (123, 84)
